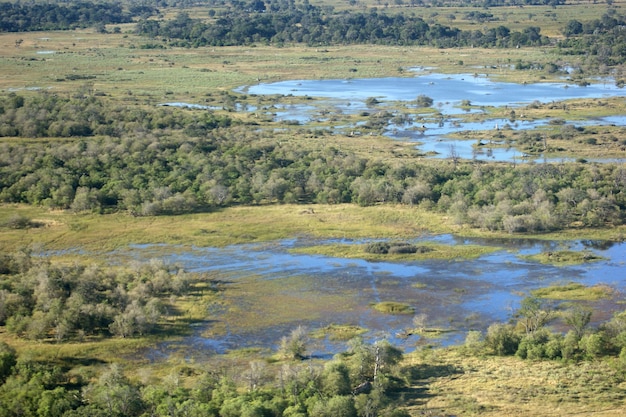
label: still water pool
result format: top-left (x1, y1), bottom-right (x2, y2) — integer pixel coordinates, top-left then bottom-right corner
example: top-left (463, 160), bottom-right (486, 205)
top-left (238, 73), bottom-right (626, 162)
top-left (119, 235), bottom-right (626, 358)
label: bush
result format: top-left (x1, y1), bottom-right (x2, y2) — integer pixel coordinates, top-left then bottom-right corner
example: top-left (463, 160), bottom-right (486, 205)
top-left (388, 243), bottom-right (417, 254)
top-left (485, 323), bottom-right (521, 356)
top-left (278, 326), bottom-right (309, 360)
top-left (365, 242), bottom-right (390, 254)
top-left (365, 242), bottom-right (431, 255)
top-left (4, 214), bottom-right (35, 229)
top-left (579, 332), bottom-right (606, 359)
top-left (415, 94), bottom-right (434, 108)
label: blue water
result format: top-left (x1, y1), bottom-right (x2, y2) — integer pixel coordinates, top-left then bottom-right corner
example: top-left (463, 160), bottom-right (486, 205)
top-left (237, 73), bottom-right (626, 162)
top-left (242, 73), bottom-right (622, 106)
top-left (120, 236), bottom-right (626, 356)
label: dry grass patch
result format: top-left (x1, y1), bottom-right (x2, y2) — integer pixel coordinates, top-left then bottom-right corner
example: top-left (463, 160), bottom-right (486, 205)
top-left (402, 348), bottom-right (626, 416)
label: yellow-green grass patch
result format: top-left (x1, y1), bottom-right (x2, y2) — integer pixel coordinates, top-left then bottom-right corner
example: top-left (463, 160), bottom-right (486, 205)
top-left (372, 301), bottom-right (415, 315)
top-left (532, 282), bottom-right (615, 301)
top-left (310, 324), bottom-right (368, 341)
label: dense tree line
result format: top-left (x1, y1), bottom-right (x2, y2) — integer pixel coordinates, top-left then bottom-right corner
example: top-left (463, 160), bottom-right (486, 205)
top-left (0, 337), bottom-right (408, 417)
top-left (0, 92), bottom-right (232, 139)
top-left (480, 295), bottom-right (626, 367)
top-left (136, 2), bottom-right (549, 48)
top-left (558, 11), bottom-right (626, 66)
top-left (0, 250), bottom-right (193, 341)
top-left (1, 93), bottom-right (625, 231)
top-left (0, 1), bottom-right (154, 32)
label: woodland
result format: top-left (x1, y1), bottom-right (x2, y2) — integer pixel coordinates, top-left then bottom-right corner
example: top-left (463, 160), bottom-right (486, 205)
top-left (2, 0), bottom-right (626, 416)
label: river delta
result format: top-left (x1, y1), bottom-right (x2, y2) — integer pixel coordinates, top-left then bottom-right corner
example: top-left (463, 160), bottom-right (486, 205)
top-left (142, 73), bottom-right (626, 357)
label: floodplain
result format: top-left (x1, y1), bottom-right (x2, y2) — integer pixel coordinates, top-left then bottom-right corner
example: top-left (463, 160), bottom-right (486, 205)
top-left (3, 1), bottom-right (626, 415)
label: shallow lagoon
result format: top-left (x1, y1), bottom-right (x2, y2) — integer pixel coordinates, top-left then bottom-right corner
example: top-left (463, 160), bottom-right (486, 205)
top-left (239, 73), bottom-right (626, 162)
top-left (121, 235), bottom-right (626, 357)
top-left (243, 73), bottom-right (622, 107)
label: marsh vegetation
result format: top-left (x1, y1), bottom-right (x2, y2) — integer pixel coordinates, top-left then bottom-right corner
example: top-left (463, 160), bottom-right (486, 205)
top-left (2, 0), bottom-right (626, 415)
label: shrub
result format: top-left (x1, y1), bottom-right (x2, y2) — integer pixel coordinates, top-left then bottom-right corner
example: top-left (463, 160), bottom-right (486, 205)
top-left (278, 326), bottom-right (309, 360)
top-left (365, 242), bottom-right (390, 254)
top-left (365, 242), bottom-right (431, 255)
top-left (485, 323), bottom-right (521, 356)
top-left (4, 214), bottom-right (34, 229)
top-left (388, 243), bottom-right (417, 254)
top-left (415, 94), bottom-right (434, 108)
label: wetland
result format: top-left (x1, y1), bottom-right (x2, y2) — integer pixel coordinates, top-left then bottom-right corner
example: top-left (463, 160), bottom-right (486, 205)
top-left (116, 234), bottom-right (625, 357)
top-left (3, 2), bottom-right (626, 414)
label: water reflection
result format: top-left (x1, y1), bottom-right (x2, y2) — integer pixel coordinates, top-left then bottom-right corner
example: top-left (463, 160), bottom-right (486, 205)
top-left (238, 73), bottom-right (626, 162)
top-left (121, 235), bottom-right (626, 357)
top-left (241, 73), bottom-right (622, 106)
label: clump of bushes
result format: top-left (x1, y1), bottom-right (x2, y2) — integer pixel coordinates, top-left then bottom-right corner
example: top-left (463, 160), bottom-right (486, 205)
top-left (3, 214), bottom-right (39, 229)
top-left (365, 241), bottom-right (433, 255)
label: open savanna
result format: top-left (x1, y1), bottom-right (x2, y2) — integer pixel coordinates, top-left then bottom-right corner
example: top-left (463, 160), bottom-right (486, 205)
top-left (0, 27), bottom-right (578, 102)
top-left (402, 347), bottom-right (626, 416)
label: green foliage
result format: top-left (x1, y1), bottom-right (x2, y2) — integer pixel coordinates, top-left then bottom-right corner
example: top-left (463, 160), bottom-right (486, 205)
top-left (0, 2), bottom-right (144, 32)
top-left (278, 326), bottom-right (309, 360)
top-left (516, 296), bottom-right (554, 335)
top-left (516, 329), bottom-right (557, 360)
top-left (3, 214), bottom-right (37, 230)
top-left (415, 95), bottom-right (434, 108)
top-left (0, 252), bottom-right (194, 341)
top-left (485, 323), bottom-right (521, 356)
top-left (308, 395), bottom-right (356, 417)
top-left (1, 91), bottom-right (625, 233)
top-left (135, 2), bottom-right (551, 49)
top-left (364, 242), bottom-right (431, 255)
top-left (82, 364), bottom-right (143, 417)
top-left (0, 343), bottom-right (16, 383)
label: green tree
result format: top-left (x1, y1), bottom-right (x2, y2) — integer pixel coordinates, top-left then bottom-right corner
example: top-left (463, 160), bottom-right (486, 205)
top-left (564, 305), bottom-right (592, 340)
top-left (415, 94), bottom-right (433, 108)
top-left (0, 342), bottom-right (16, 383)
top-left (279, 326), bottom-right (309, 360)
top-left (82, 364), bottom-right (144, 417)
top-left (517, 296), bottom-right (554, 335)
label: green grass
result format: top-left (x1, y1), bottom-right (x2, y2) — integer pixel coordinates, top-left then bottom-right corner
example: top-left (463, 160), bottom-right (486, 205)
top-left (310, 324), bottom-right (368, 341)
top-left (532, 282), bottom-right (615, 301)
top-left (372, 301), bottom-right (415, 315)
